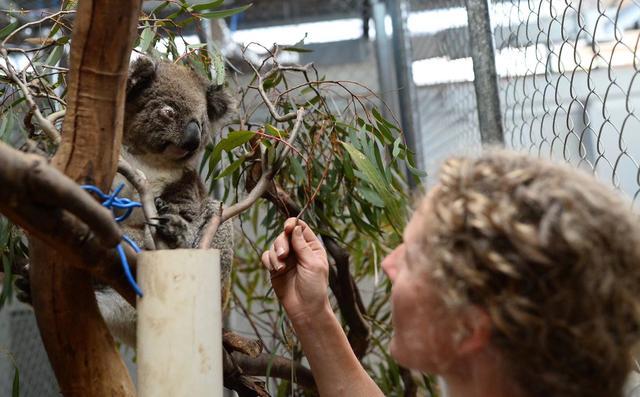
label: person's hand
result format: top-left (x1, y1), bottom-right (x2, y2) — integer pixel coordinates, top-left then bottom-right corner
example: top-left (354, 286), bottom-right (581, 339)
top-left (261, 218), bottom-right (330, 323)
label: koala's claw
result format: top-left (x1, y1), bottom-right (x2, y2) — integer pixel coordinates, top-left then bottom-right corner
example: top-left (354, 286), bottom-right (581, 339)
top-left (152, 214), bottom-right (191, 248)
top-left (154, 197), bottom-right (169, 213)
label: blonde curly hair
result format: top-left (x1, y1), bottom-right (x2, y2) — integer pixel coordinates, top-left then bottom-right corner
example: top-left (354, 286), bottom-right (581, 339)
top-left (423, 150), bottom-right (640, 397)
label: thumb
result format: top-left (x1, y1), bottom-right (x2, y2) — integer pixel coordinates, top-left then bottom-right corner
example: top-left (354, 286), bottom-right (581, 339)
top-left (291, 226), bottom-right (314, 264)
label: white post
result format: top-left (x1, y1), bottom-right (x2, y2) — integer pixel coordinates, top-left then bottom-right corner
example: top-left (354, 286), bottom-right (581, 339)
top-left (137, 249), bottom-right (222, 397)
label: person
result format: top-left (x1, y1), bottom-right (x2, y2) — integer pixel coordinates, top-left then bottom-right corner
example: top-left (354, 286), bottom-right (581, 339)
top-left (261, 150), bottom-right (640, 397)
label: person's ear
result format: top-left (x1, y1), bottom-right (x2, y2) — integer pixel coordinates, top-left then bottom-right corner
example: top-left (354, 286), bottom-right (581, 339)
top-left (454, 306), bottom-right (492, 355)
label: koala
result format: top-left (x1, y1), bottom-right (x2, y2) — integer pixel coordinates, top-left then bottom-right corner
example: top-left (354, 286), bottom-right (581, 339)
top-left (95, 57), bottom-right (235, 348)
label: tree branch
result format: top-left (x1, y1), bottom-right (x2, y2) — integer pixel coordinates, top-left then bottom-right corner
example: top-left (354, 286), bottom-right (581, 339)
top-left (198, 107), bottom-right (305, 249)
top-left (0, 142), bottom-right (121, 246)
top-left (232, 352), bottom-right (318, 393)
top-left (117, 157), bottom-right (158, 250)
top-left (0, 47), bottom-right (61, 145)
top-left (27, 1), bottom-right (143, 396)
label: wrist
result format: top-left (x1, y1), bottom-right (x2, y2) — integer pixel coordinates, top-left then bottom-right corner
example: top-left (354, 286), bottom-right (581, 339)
top-left (288, 299), bottom-right (333, 329)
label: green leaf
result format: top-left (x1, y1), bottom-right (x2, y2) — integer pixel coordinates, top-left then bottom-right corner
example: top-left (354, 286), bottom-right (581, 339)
top-left (216, 157), bottom-right (244, 179)
top-left (0, 21), bottom-right (18, 40)
top-left (264, 124), bottom-right (282, 137)
top-left (139, 24), bottom-right (155, 53)
top-left (150, 1), bottom-right (171, 15)
top-left (281, 46), bottom-right (313, 53)
top-left (406, 161), bottom-right (427, 178)
top-left (200, 4), bottom-right (252, 20)
top-left (372, 107), bottom-right (401, 133)
top-left (391, 137), bottom-right (402, 159)
top-left (341, 141), bottom-right (404, 229)
top-left (192, 0), bottom-right (224, 11)
top-left (358, 187), bottom-right (384, 207)
top-left (210, 130), bottom-right (255, 169)
top-left (45, 44), bottom-right (65, 67)
top-left (211, 51), bottom-right (226, 86)
top-left (289, 157), bottom-right (306, 182)
top-left (186, 43), bottom-right (207, 50)
top-left (12, 368), bottom-right (19, 397)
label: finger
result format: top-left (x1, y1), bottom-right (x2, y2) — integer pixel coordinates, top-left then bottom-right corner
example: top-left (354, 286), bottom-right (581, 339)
top-left (273, 231), bottom-right (290, 260)
top-left (268, 245), bottom-right (286, 272)
top-left (261, 250), bottom-right (275, 272)
top-left (284, 217), bottom-right (309, 234)
top-left (297, 225), bottom-right (325, 257)
top-left (290, 225), bottom-right (315, 263)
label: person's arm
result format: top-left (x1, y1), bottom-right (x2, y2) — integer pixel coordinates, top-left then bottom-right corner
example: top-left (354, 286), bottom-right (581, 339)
top-left (262, 219), bottom-right (383, 397)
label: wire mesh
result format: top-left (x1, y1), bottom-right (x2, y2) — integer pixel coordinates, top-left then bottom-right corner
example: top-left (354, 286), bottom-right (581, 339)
top-left (0, 304), bottom-right (60, 397)
top-left (409, 0), bottom-right (483, 179)
top-left (492, 0), bottom-right (640, 204)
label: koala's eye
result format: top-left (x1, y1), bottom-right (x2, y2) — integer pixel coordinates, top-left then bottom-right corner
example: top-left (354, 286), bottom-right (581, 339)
top-left (160, 105), bottom-right (176, 119)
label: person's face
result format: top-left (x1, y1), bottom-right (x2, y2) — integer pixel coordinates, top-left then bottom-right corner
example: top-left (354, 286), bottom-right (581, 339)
top-left (382, 192), bottom-right (459, 374)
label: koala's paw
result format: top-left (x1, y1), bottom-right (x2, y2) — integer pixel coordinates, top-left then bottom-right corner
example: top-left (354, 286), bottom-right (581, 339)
top-left (153, 214), bottom-right (191, 248)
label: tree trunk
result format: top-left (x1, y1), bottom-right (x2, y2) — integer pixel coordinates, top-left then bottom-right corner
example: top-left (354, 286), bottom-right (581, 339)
top-left (28, 1), bottom-right (141, 395)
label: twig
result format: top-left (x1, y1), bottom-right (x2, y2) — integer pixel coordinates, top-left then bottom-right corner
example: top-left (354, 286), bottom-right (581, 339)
top-left (198, 108), bottom-right (305, 249)
top-left (295, 157), bottom-right (331, 221)
top-left (243, 45), bottom-right (311, 123)
top-left (251, 179), bottom-right (372, 358)
top-left (0, 47), bottom-right (61, 145)
top-left (1, 10), bottom-right (76, 46)
top-left (117, 157), bottom-right (158, 250)
top-left (47, 109), bottom-right (66, 125)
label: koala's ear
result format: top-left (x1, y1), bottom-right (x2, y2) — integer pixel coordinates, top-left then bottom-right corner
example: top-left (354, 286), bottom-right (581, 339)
top-left (206, 84), bottom-right (231, 121)
top-left (126, 57), bottom-right (157, 98)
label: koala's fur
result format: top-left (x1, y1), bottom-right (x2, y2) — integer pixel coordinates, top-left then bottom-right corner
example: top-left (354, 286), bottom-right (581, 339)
top-left (96, 57), bottom-right (234, 348)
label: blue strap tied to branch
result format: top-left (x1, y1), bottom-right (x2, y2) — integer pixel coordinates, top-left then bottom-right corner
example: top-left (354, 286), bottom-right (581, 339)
top-left (81, 183), bottom-right (144, 297)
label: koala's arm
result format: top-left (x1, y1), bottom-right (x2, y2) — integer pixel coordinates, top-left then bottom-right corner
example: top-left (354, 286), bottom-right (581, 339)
top-left (96, 287), bottom-right (137, 347)
top-left (154, 169), bottom-right (206, 249)
top-left (155, 172), bottom-right (234, 297)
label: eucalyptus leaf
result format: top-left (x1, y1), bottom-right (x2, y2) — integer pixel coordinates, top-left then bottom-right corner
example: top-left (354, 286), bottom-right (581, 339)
top-left (200, 5), bottom-right (252, 20)
top-left (210, 130), bottom-right (255, 169)
top-left (281, 46), bottom-right (313, 53)
top-left (216, 157), bottom-right (245, 179)
top-left (12, 368), bottom-right (19, 397)
top-left (192, 0), bottom-right (224, 11)
top-left (139, 24), bottom-right (155, 53)
top-left (0, 21), bottom-right (18, 40)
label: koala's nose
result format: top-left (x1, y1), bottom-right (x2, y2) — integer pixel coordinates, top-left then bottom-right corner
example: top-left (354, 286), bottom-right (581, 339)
top-left (181, 120), bottom-right (201, 152)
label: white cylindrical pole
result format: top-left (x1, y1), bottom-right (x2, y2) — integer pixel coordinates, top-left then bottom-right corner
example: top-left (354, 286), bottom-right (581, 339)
top-left (137, 249), bottom-right (222, 397)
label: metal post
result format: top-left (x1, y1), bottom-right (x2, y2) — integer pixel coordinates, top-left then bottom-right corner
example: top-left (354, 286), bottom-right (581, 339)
top-left (387, 0), bottom-right (421, 187)
top-left (372, 1), bottom-right (399, 120)
top-left (465, 0), bottom-right (504, 145)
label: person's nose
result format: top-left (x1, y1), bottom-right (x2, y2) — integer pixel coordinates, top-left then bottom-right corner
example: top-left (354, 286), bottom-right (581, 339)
top-left (382, 244), bottom-right (403, 282)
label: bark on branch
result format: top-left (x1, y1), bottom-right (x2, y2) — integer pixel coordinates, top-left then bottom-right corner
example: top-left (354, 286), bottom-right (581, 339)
top-left (26, 1), bottom-right (143, 396)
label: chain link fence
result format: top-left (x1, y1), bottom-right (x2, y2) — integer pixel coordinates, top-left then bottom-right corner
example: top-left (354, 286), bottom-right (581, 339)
top-left (411, 0), bottom-right (640, 201)
top-left (407, 0), bottom-right (482, 180)
top-left (494, 0), bottom-right (640, 203)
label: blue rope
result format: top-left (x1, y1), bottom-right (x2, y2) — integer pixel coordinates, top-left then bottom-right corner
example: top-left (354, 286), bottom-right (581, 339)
top-left (81, 183), bottom-right (144, 297)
